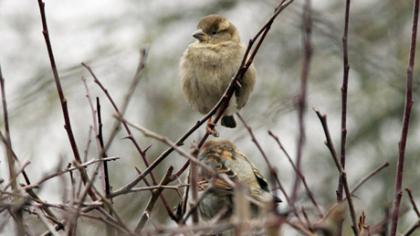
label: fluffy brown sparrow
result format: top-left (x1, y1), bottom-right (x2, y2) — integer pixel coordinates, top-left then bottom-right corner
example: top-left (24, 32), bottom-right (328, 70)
top-left (197, 140), bottom-right (279, 222)
top-left (180, 15), bottom-right (256, 129)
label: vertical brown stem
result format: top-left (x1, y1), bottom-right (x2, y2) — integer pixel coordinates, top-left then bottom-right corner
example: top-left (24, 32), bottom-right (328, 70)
top-left (315, 110), bottom-right (359, 235)
top-left (36, 0), bottom-right (97, 201)
top-left (390, 1), bottom-right (420, 235)
top-left (337, 0), bottom-right (351, 235)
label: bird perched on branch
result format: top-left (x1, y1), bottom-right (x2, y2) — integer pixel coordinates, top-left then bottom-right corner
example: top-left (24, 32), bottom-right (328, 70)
top-left (180, 15), bottom-right (256, 131)
top-left (197, 140), bottom-right (279, 223)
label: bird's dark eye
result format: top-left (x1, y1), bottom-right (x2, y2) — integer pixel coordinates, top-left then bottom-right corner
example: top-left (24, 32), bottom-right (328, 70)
top-left (210, 28), bottom-right (218, 35)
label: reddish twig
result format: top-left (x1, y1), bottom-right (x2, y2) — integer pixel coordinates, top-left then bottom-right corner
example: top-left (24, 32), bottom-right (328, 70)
top-left (390, 0), bottom-right (420, 235)
top-left (291, 0), bottom-right (312, 205)
top-left (403, 220), bottom-right (420, 236)
top-left (337, 0), bottom-right (351, 223)
top-left (36, 0), bottom-right (96, 201)
top-left (314, 109), bottom-right (359, 235)
top-left (135, 167), bottom-right (174, 232)
top-left (405, 188), bottom-right (420, 218)
top-left (103, 49), bottom-right (148, 152)
top-left (350, 162), bottom-right (389, 195)
top-left (236, 114), bottom-right (289, 206)
top-left (337, 0), bottom-right (352, 232)
top-left (81, 63), bottom-right (177, 221)
top-left (268, 130), bottom-right (323, 217)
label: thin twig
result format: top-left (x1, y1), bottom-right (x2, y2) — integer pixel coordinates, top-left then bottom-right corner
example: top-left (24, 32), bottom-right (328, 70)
top-left (135, 167), bottom-right (173, 232)
top-left (314, 109), bottom-right (359, 235)
top-left (35, 208), bottom-right (60, 236)
top-left (117, 116), bottom-right (215, 176)
top-left (337, 0), bottom-right (352, 202)
top-left (390, 0), bottom-right (420, 234)
top-left (268, 130), bottom-right (323, 217)
top-left (403, 220), bottom-right (420, 236)
top-left (236, 114), bottom-right (288, 206)
top-left (97, 98), bottom-right (112, 198)
top-left (0, 66), bottom-right (18, 191)
top-left (350, 162), bottom-right (389, 195)
top-left (81, 62), bottom-right (177, 221)
top-left (24, 157), bottom-right (119, 190)
top-left (36, 0), bottom-right (96, 201)
top-left (2, 161), bottom-right (30, 191)
top-left (129, 184), bottom-right (188, 193)
top-left (82, 77), bottom-right (112, 200)
top-left (405, 188), bottom-right (420, 218)
top-left (337, 2), bottom-right (352, 233)
top-left (103, 49), bottom-right (148, 152)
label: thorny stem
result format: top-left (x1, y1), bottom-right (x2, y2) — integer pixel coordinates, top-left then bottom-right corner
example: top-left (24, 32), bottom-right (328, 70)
top-left (36, 0), bottom-right (97, 201)
top-left (390, 0), bottom-right (419, 235)
top-left (96, 98), bottom-right (112, 200)
top-left (82, 63), bottom-right (178, 221)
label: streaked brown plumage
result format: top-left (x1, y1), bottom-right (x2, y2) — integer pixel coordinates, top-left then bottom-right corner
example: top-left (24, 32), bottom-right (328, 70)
top-left (197, 140), bottom-right (277, 222)
top-left (180, 15), bottom-right (256, 128)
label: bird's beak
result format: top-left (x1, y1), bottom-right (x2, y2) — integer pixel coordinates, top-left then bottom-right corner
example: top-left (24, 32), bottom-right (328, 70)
top-left (192, 29), bottom-right (206, 41)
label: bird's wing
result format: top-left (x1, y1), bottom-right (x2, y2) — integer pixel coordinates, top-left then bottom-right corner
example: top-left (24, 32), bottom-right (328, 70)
top-left (236, 151), bottom-right (270, 192)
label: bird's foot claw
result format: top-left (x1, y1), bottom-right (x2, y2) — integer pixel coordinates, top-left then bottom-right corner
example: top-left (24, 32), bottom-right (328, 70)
top-left (207, 124), bottom-right (219, 137)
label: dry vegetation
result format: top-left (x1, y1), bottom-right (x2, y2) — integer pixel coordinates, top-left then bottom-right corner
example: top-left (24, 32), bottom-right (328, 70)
top-left (1, 0), bottom-right (419, 235)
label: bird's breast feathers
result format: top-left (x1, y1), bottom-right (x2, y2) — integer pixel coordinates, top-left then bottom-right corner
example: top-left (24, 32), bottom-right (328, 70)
top-left (182, 42), bottom-right (243, 82)
top-left (180, 41), bottom-right (245, 113)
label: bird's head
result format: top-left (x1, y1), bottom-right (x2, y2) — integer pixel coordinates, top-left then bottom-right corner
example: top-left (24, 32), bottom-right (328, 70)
top-left (192, 15), bottom-right (240, 44)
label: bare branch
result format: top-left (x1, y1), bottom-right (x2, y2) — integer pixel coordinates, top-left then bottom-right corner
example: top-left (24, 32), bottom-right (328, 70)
top-left (236, 114), bottom-right (288, 206)
top-left (103, 49), bottom-right (148, 152)
top-left (81, 62), bottom-right (177, 221)
top-left (135, 167), bottom-right (174, 232)
top-left (24, 157), bottom-right (119, 190)
top-left (405, 188), bottom-right (420, 218)
top-left (350, 162), bottom-right (389, 195)
top-left (314, 109), bottom-right (359, 235)
top-left (268, 130), bottom-right (323, 217)
top-left (403, 220), bottom-right (420, 236)
top-left (390, 0), bottom-right (420, 234)
top-left (36, 0), bottom-right (96, 201)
